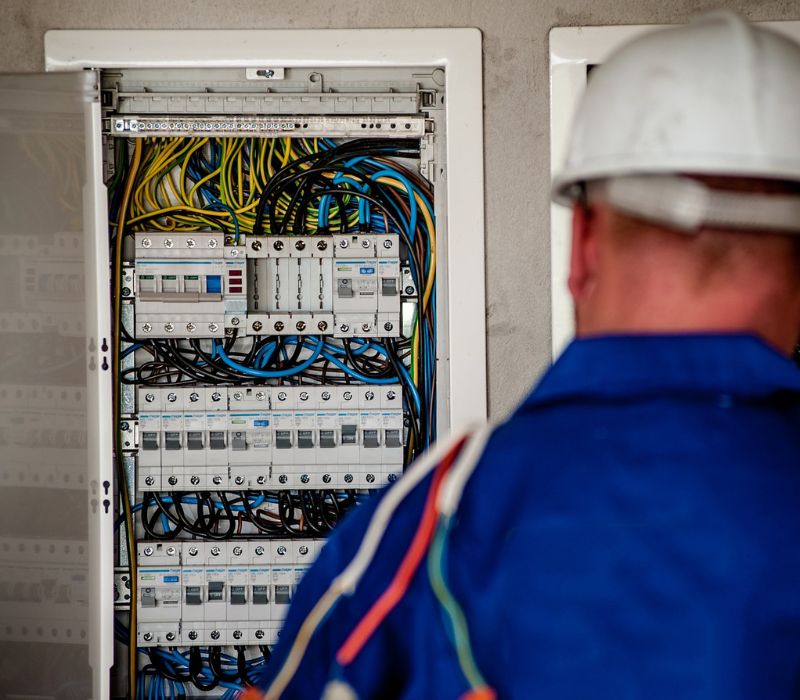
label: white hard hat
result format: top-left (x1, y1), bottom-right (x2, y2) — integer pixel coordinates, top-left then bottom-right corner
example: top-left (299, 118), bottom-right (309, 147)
top-left (553, 11), bottom-right (800, 233)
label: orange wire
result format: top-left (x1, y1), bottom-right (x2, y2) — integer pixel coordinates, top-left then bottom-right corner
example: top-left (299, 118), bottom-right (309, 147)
top-left (335, 438), bottom-right (466, 666)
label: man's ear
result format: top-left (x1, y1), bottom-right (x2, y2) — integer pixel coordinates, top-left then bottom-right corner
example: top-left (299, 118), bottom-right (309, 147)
top-left (568, 200), bottom-right (600, 304)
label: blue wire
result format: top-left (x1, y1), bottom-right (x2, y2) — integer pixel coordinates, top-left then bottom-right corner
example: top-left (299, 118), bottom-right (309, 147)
top-left (214, 336), bottom-right (323, 378)
top-left (122, 343), bottom-right (142, 359)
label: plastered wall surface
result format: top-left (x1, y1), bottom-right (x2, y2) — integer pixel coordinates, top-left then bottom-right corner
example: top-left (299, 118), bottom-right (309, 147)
top-left (2, 0), bottom-right (797, 419)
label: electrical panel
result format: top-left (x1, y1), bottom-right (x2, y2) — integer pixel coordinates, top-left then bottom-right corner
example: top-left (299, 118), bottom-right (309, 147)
top-left (0, 29), bottom-right (488, 700)
top-left (104, 62), bottom-right (444, 697)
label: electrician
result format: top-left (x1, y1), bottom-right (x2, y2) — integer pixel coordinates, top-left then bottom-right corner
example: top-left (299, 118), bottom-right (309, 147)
top-left (249, 11), bottom-right (800, 699)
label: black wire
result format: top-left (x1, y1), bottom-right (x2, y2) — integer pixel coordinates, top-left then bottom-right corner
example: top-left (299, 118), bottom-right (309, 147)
top-left (189, 646), bottom-right (218, 691)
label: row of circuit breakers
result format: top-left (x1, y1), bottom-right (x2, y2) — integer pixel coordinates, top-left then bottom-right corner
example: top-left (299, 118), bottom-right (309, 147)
top-left (137, 540), bottom-right (323, 648)
top-left (136, 384), bottom-right (404, 491)
top-left (133, 232), bottom-right (403, 339)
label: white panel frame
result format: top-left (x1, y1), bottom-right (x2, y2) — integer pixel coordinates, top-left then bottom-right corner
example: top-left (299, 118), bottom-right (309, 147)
top-left (549, 21), bottom-right (800, 360)
top-left (45, 28), bottom-right (488, 431)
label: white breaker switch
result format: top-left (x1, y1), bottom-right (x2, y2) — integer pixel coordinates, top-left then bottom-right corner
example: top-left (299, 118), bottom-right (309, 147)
top-left (134, 232), bottom-right (247, 339)
top-left (137, 540), bottom-right (323, 647)
top-left (245, 234), bottom-right (400, 338)
top-left (136, 385), bottom-right (404, 491)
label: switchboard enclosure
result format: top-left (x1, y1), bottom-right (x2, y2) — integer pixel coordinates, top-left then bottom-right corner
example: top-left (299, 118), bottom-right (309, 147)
top-left (0, 29), bottom-right (486, 699)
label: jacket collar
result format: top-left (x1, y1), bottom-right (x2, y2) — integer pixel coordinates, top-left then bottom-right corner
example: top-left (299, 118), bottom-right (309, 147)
top-left (522, 333), bottom-right (800, 411)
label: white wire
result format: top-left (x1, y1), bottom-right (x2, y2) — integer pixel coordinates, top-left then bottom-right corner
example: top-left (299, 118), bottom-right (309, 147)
top-left (261, 426), bottom-right (477, 700)
top-left (436, 423), bottom-right (494, 519)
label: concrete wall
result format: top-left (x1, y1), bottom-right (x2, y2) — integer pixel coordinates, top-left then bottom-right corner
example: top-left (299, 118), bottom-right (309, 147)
top-left (2, 0), bottom-right (797, 418)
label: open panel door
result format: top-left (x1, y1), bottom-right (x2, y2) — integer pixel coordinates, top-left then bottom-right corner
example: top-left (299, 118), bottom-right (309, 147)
top-left (0, 71), bottom-right (112, 698)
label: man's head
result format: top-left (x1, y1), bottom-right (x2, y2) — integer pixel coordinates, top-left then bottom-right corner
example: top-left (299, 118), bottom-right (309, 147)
top-left (553, 12), bottom-right (800, 354)
top-left (569, 178), bottom-right (800, 353)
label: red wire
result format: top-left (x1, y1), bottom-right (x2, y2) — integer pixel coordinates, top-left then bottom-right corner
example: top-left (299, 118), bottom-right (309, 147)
top-left (336, 438), bottom-right (466, 667)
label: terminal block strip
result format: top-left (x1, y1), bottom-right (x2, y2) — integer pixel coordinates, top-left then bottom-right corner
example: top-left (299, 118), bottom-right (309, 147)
top-left (111, 115), bottom-right (427, 139)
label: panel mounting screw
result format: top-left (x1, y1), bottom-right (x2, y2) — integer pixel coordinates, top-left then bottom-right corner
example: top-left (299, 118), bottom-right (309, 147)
top-left (344, 474), bottom-right (354, 483)
top-left (122, 287), bottom-right (131, 297)
top-left (120, 421), bottom-right (130, 432)
top-left (210, 630), bottom-right (220, 640)
top-left (231, 317), bottom-right (240, 326)
top-left (142, 323), bottom-right (152, 333)
top-left (163, 238), bottom-right (174, 248)
top-left (208, 238), bottom-right (218, 248)
top-left (296, 321), bottom-right (306, 331)
top-left (299, 392), bottom-right (309, 401)
top-left (388, 473), bottom-right (398, 482)
top-left (212, 475), bottom-right (223, 485)
top-left (300, 474), bottom-right (310, 484)
top-left (230, 248), bottom-right (239, 257)
top-left (186, 239), bottom-right (196, 248)
top-left (255, 630), bottom-right (265, 640)
top-left (252, 321), bottom-right (263, 332)
top-left (141, 238), bottom-right (152, 249)
top-left (366, 474), bottom-right (375, 483)
top-left (361, 323), bottom-right (371, 333)
top-left (233, 630), bottom-right (243, 640)
top-left (143, 547), bottom-right (154, 557)
top-left (295, 240), bottom-right (306, 251)
top-left (273, 321), bottom-right (284, 332)
top-left (278, 474), bottom-right (288, 484)
top-left (211, 391), bottom-right (222, 402)
top-left (405, 286), bottom-right (415, 296)
top-left (321, 391), bottom-right (331, 401)
top-left (322, 474), bottom-right (331, 483)
top-left (143, 632), bottom-right (153, 642)
top-left (318, 321), bottom-right (328, 331)
top-left (234, 476), bottom-right (245, 485)
top-left (365, 391), bottom-right (374, 401)
top-left (256, 475), bottom-right (266, 485)
top-left (233, 391), bottom-right (243, 401)
top-left (317, 239), bottom-right (328, 251)
top-left (277, 391), bottom-right (287, 402)
top-left (210, 546), bottom-right (221, 556)
top-left (299, 546), bottom-right (309, 555)
top-left (272, 240), bottom-right (283, 251)
top-left (343, 391), bottom-right (353, 401)
top-left (208, 322), bottom-right (219, 333)
top-left (277, 546), bottom-right (287, 556)
top-left (166, 547), bottom-right (176, 556)
top-left (383, 239), bottom-right (393, 249)
top-left (256, 391), bottom-right (266, 401)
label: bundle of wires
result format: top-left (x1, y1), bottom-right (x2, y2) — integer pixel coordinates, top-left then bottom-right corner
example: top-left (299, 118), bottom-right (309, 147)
top-left (125, 490), bottom-right (363, 540)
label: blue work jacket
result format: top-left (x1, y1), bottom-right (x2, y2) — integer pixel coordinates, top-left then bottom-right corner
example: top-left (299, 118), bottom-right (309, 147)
top-left (257, 334), bottom-right (800, 699)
